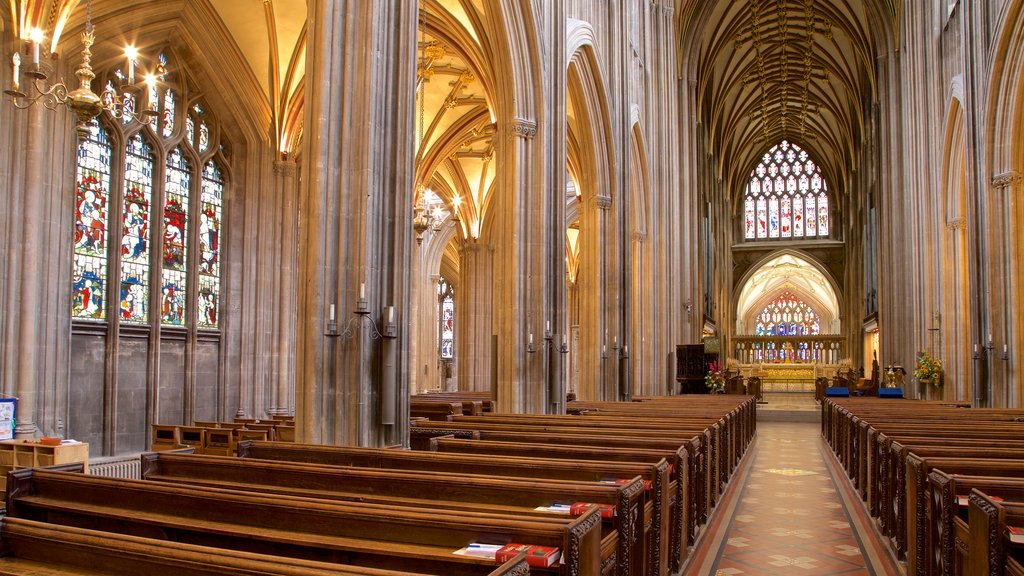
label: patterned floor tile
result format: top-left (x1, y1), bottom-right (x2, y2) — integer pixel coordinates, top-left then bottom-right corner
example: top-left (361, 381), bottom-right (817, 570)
top-left (706, 421), bottom-right (877, 576)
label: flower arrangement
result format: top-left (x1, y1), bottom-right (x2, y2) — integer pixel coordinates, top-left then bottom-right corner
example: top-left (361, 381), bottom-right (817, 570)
top-left (914, 350), bottom-right (942, 385)
top-left (706, 361), bottom-right (725, 393)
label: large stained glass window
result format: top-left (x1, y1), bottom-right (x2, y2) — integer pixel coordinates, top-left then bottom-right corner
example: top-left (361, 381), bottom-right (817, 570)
top-left (120, 135), bottom-right (153, 323)
top-left (743, 140), bottom-right (831, 241)
top-left (438, 278), bottom-right (455, 360)
top-left (73, 123), bottom-right (112, 319)
top-left (161, 148), bottom-right (190, 326)
top-left (754, 291), bottom-right (821, 336)
top-left (198, 161), bottom-right (223, 327)
top-left (71, 51), bottom-right (227, 335)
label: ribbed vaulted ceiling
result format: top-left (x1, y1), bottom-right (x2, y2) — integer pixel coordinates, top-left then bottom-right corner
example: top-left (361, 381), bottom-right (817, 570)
top-left (685, 0), bottom-right (897, 200)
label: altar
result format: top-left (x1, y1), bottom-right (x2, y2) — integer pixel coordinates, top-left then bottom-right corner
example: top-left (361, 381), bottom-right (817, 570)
top-left (739, 362), bottom-right (838, 393)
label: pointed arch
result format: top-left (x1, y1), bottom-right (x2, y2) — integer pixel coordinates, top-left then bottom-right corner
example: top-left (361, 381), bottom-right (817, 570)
top-left (734, 250), bottom-right (843, 335)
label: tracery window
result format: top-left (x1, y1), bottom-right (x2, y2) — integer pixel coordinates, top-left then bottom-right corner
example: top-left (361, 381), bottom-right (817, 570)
top-left (743, 140), bottom-right (830, 241)
top-left (438, 278), bottom-right (455, 360)
top-left (755, 291), bottom-right (821, 336)
top-left (72, 51), bottom-right (226, 330)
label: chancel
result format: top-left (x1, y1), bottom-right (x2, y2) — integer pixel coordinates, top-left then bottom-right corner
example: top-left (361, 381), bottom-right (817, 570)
top-left (1, 0), bottom-right (1024, 574)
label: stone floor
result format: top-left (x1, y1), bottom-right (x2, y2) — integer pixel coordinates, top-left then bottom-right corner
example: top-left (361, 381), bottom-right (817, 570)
top-left (758, 392), bottom-right (819, 411)
top-left (686, 421), bottom-right (901, 576)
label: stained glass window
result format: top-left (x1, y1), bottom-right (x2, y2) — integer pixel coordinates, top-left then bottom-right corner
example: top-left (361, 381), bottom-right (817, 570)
top-left (74, 52), bottom-right (225, 338)
top-left (162, 89), bottom-right (175, 138)
top-left (120, 135), bottom-right (153, 323)
top-left (73, 122), bottom-right (112, 319)
top-left (199, 121), bottom-right (210, 152)
top-left (755, 291), bottom-right (821, 336)
top-left (198, 161), bottom-right (223, 327)
top-left (121, 91), bottom-right (136, 126)
top-left (742, 140), bottom-right (831, 240)
top-left (162, 148), bottom-right (190, 326)
top-left (438, 278), bottom-right (455, 360)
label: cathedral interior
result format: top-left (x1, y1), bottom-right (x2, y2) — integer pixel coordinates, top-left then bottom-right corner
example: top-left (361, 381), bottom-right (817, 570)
top-left (2, 1), bottom-right (1024, 574)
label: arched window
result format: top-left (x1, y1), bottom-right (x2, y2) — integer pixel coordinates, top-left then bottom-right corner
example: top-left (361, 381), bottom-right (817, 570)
top-left (754, 291), bottom-right (821, 336)
top-left (438, 278), bottom-right (455, 360)
top-left (72, 51), bottom-right (226, 331)
top-left (743, 140), bottom-right (830, 240)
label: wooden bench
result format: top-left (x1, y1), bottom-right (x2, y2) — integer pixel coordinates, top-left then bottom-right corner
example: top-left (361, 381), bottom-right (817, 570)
top-left (6, 468), bottom-right (599, 576)
top-left (141, 450), bottom-right (645, 575)
top-left (235, 441), bottom-right (662, 576)
top-left (413, 392), bottom-right (496, 413)
top-left (966, 490), bottom-right (1024, 576)
top-left (410, 401), bottom-right (465, 421)
top-left (428, 436), bottom-right (690, 566)
top-left (0, 517), bottom-right (528, 576)
top-left (412, 424), bottom-right (707, 553)
top-left (927, 471), bottom-right (1024, 575)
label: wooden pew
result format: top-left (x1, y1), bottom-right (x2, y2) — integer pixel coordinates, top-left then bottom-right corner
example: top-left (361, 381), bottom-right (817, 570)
top-left (967, 490), bottom-right (1024, 576)
top-left (235, 441), bottom-right (662, 576)
top-left (436, 413), bottom-right (721, 552)
top-left (413, 418), bottom-right (716, 518)
top-left (411, 424), bottom-right (707, 554)
top-left (410, 401), bottom-right (464, 421)
top-left (413, 392), bottom-right (497, 413)
top-left (5, 468), bottom-right (598, 576)
top-left (0, 517), bottom-right (529, 576)
top-left (927, 471), bottom-right (1024, 575)
top-left (427, 436), bottom-right (688, 568)
top-left (140, 451), bottom-right (645, 575)
top-left (903, 457), bottom-right (1024, 576)
top-left (150, 424), bottom-right (181, 451)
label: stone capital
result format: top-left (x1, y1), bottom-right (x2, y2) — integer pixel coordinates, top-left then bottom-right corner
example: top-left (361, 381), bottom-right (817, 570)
top-left (274, 159), bottom-right (298, 176)
top-left (992, 171), bottom-right (1021, 189)
top-left (508, 118), bottom-right (537, 140)
top-left (945, 217), bottom-right (967, 231)
top-left (595, 195), bottom-right (612, 209)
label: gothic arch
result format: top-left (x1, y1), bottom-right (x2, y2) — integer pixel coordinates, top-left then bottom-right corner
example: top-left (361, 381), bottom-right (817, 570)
top-left (940, 93), bottom-right (971, 401)
top-left (629, 118), bottom-right (653, 394)
top-left (986, 0), bottom-right (1024, 404)
top-left (733, 250), bottom-right (843, 335)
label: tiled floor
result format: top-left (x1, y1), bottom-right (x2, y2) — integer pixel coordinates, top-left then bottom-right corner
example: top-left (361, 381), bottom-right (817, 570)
top-left (688, 421), bottom-right (900, 576)
top-left (758, 393), bottom-right (819, 411)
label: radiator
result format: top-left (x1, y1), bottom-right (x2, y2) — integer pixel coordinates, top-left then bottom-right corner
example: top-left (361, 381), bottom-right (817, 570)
top-left (87, 455), bottom-right (141, 480)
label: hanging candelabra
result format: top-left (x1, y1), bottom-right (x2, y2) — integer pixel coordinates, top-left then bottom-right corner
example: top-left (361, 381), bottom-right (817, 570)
top-left (4, 0), bottom-right (158, 138)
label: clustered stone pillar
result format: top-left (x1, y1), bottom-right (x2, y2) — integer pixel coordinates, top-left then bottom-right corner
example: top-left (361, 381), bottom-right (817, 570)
top-left (457, 239), bottom-right (494, 391)
top-left (296, 0), bottom-right (416, 447)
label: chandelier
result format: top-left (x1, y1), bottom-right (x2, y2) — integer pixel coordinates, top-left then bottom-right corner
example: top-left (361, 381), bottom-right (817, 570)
top-left (4, 0), bottom-right (158, 138)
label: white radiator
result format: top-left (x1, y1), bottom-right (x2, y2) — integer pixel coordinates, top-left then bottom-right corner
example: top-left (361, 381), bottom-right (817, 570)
top-left (87, 455), bottom-right (141, 480)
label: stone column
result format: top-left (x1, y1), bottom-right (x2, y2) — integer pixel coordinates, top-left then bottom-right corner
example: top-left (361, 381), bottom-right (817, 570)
top-left (12, 101), bottom-right (45, 438)
top-left (457, 239), bottom-right (494, 392)
top-left (991, 172), bottom-right (1020, 406)
top-left (493, 117), bottom-right (542, 413)
top-left (271, 159), bottom-right (297, 416)
top-left (296, 0), bottom-right (417, 447)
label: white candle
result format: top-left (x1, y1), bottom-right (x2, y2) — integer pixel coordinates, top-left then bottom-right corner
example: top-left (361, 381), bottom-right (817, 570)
top-left (329, 304), bottom-right (335, 322)
top-left (11, 53), bottom-right (20, 92)
top-left (359, 283), bottom-right (365, 299)
top-left (973, 344), bottom-right (978, 354)
top-left (613, 336), bottom-right (617, 348)
top-left (28, 29), bottom-right (43, 67)
top-left (1004, 345), bottom-right (1008, 354)
top-left (989, 333), bottom-right (993, 342)
top-left (387, 306), bottom-right (394, 324)
top-left (528, 333), bottom-right (533, 346)
top-left (546, 321), bottom-right (550, 333)
top-left (124, 46), bottom-right (138, 84)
